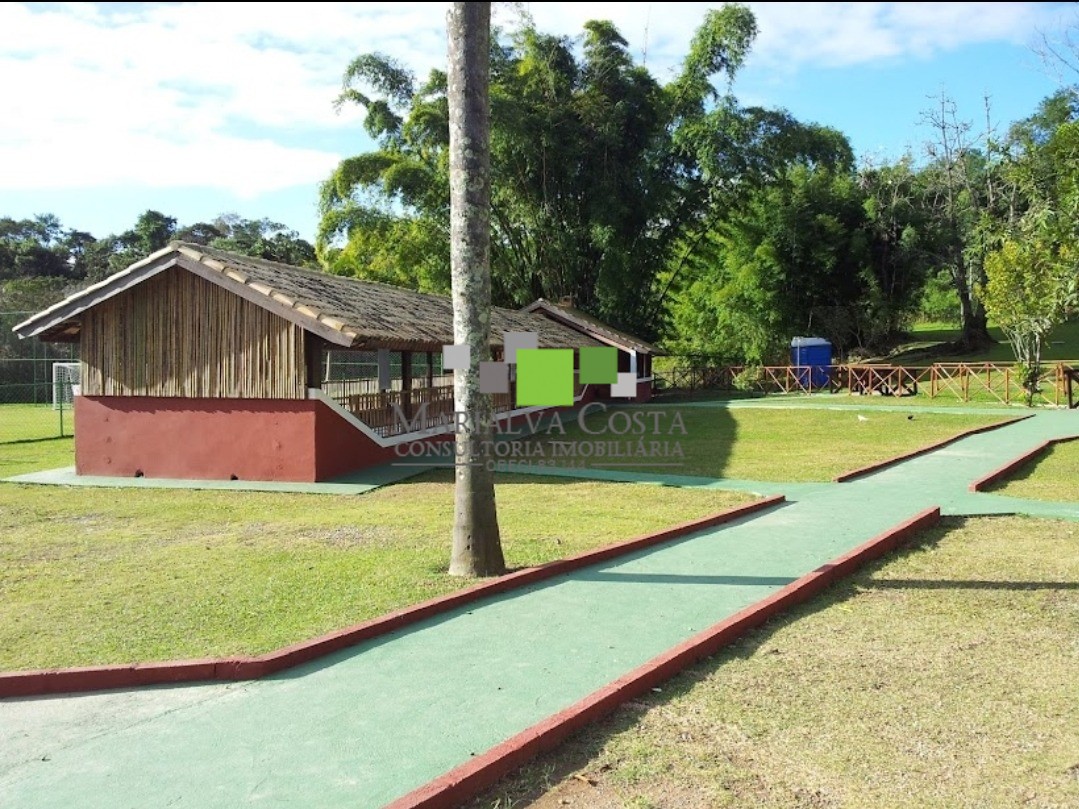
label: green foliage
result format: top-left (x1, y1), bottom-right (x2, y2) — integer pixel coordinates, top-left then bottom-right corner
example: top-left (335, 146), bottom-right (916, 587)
top-left (91, 210), bottom-right (178, 278)
top-left (667, 162), bottom-right (871, 362)
top-left (732, 365), bottom-right (764, 391)
top-left (918, 270), bottom-right (961, 325)
top-left (202, 213), bottom-right (316, 267)
top-left (0, 215), bottom-right (82, 282)
top-left (859, 157), bottom-right (935, 337)
top-left (0, 276), bottom-right (69, 313)
top-left (321, 5), bottom-right (773, 339)
top-left (980, 237), bottom-right (1074, 400)
top-left (0, 209), bottom-right (316, 296)
top-left (975, 89), bottom-right (1079, 399)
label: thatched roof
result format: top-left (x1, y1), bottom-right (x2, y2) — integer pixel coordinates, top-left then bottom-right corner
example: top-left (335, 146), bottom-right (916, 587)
top-left (14, 243), bottom-right (605, 352)
top-left (524, 299), bottom-right (662, 355)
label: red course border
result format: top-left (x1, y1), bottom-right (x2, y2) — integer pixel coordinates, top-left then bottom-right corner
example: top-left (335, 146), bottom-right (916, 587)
top-left (968, 434), bottom-right (1079, 492)
top-left (0, 495), bottom-right (782, 699)
top-left (833, 415), bottom-right (1030, 483)
top-left (387, 506), bottom-right (942, 809)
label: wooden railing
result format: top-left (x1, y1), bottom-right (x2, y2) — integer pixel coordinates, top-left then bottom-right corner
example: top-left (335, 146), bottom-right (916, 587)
top-left (324, 378), bottom-right (579, 437)
top-left (321, 373), bottom-right (454, 398)
top-left (1065, 367), bottom-right (1079, 409)
top-left (655, 362), bottom-right (1078, 406)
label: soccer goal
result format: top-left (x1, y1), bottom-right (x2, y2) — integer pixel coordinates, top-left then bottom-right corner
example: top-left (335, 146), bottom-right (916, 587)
top-left (52, 362), bottom-right (81, 410)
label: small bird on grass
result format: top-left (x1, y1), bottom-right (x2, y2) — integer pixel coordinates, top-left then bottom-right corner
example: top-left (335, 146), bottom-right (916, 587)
top-left (857, 414), bottom-right (869, 422)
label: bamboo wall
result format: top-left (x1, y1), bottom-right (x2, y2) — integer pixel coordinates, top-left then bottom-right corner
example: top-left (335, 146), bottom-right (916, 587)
top-left (81, 268), bottom-right (306, 398)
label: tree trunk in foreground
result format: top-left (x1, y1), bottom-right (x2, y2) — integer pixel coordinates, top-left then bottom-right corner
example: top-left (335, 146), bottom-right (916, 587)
top-left (447, 1), bottom-right (504, 577)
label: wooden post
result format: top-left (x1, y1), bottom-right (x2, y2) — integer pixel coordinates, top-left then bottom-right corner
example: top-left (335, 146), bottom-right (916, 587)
top-left (426, 351), bottom-right (434, 389)
top-left (377, 349), bottom-right (391, 392)
top-left (402, 350), bottom-right (413, 420)
top-left (304, 336), bottom-right (324, 389)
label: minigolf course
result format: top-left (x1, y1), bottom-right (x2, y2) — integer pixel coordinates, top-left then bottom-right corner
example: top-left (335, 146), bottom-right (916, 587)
top-left (2, 406), bottom-right (1077, 808)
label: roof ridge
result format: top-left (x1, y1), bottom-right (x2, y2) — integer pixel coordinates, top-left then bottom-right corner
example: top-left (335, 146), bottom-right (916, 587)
top-left (173, 241), bottom-right (538, 318)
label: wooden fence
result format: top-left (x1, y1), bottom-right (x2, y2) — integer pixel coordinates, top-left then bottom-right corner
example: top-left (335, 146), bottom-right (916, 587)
top-left (656, 361), bottom-right (1079, 406)
top-left (1065, 367), bottom-right (1079, 409)
top-left (327, 379), bottom-right (522, 437)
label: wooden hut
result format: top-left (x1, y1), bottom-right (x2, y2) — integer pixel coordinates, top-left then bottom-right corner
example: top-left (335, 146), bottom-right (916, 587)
top-left (13, 243), bottom-right (655, 482)
top-left (524, 298), bottom-right (661, 402)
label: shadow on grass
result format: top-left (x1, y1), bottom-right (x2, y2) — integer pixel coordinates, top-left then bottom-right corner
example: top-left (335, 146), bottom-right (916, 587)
top-left (572, 571), bottom-right (796, 587)
top-left (982, 444), bottom-right (1059, 493)
top-left (412, 400), bottom-right (739, 483)
top-left (0, 434), bottom-right (73, 447)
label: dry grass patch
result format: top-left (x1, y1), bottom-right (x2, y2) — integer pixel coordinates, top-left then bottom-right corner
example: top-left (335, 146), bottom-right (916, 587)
top-left (989, 439), bottom-right (1079, 503)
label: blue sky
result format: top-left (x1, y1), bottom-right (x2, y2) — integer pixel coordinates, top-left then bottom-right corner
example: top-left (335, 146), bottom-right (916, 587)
top-left (1, 2), bottom-right (1074, 242)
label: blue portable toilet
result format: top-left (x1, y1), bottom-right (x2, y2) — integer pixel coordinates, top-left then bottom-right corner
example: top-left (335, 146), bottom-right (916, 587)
top-left (790, 337), bottom-right (832, 388)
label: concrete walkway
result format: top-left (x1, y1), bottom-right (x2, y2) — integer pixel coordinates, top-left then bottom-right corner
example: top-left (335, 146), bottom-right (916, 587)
top-left (2, 410), bottom-right (1077, 808)
top-left (4, 460), bottom-right (428, 495)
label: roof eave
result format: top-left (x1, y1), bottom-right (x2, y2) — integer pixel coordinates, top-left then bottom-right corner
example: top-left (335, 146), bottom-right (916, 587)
top-left (12, 252), bottom-right (181, 340)
top-left (524, 299), bottom-right (662, 355)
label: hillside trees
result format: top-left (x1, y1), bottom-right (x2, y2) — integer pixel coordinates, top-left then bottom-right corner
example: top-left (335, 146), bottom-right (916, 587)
top-left (0, 210), bottom-right (315, 311)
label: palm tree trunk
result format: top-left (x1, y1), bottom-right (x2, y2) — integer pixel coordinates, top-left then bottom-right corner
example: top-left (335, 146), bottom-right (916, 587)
top-left (447, 1), bottom-right (504, 576)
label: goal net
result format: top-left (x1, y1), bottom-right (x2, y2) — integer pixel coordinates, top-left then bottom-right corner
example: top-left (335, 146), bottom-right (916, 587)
top-left (52, 362), bottom-right (81, 410)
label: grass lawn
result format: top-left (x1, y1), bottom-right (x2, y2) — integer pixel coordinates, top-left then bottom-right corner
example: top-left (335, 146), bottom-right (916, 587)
top-left (0, 435), bottom-right (74, 477)
top-left (529, 406), bottom-right (1007, 481)
top-left (0, 402), bottom-right (74, 445)
top-left (656, 390), bottom-right (1034, 411)
top-left (989, 439), bottom-right (1079, 503)
top-left (0, 406), bottom-right (1012, 670)
top-left (471, 515), bottom-right (1079, 809)
top-left (0, 469), bottom-right (753, 671)
top-left (888, 319), bottom-right (1079, 366)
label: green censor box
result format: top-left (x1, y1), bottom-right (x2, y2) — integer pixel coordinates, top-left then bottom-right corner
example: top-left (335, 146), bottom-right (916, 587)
top-left (579, 346), bottom-right (617, 384)
top-left (516, 348), bottom-right (575, 406)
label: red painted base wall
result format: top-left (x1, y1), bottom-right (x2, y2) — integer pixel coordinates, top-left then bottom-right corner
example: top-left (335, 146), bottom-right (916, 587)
top-left (73, 391), bottom-right (612, 483)
top-left (74, 397), bottom-right (393, 483)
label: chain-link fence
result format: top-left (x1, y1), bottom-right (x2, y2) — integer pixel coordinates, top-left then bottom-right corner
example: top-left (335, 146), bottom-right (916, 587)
top-left (1, 312), bottom-right (77, 443)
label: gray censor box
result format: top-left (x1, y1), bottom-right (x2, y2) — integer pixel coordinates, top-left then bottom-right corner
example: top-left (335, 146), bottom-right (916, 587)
top-left (479, 361), bottom-right (510, 394)
top-left (502, 331), bottom-right (538, 364)
top-left (442, 343), bottom-right (470, 370)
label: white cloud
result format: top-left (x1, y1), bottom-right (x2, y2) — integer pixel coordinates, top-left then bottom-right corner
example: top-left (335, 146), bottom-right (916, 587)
top-left (530, 2), bottom-right (1066, 74)
top-left (0, 2), bottom-right (451, 194)
top-left (0, 2), bottom-right (1068, 196)
top-left (745, 2), bottom-right (1064, 70)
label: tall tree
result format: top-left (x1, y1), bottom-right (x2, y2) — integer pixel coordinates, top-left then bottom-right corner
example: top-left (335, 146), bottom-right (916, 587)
top-left (980, 235), bottom-right (1073, 403)
top-left (319, 5), bottom-right (759, 339)
top-left (667, 158), bottom-right (870, 362)
top-left (447, 1), bottom-right (504, 577)
top-left (979, 91), bottom-right (1079, 400)
top-left (918, 94), bottom-right (996, 350)
top-left (858, 157), bottom-right (934, 340)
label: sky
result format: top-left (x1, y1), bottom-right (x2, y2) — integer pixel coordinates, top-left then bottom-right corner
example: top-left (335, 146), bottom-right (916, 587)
top-left (1, 2), bottom-right (1076, 242)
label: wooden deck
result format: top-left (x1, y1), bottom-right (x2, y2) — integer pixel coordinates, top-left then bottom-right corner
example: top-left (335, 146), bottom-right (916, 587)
top-left (322, 376), bottom-right (513, 437)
